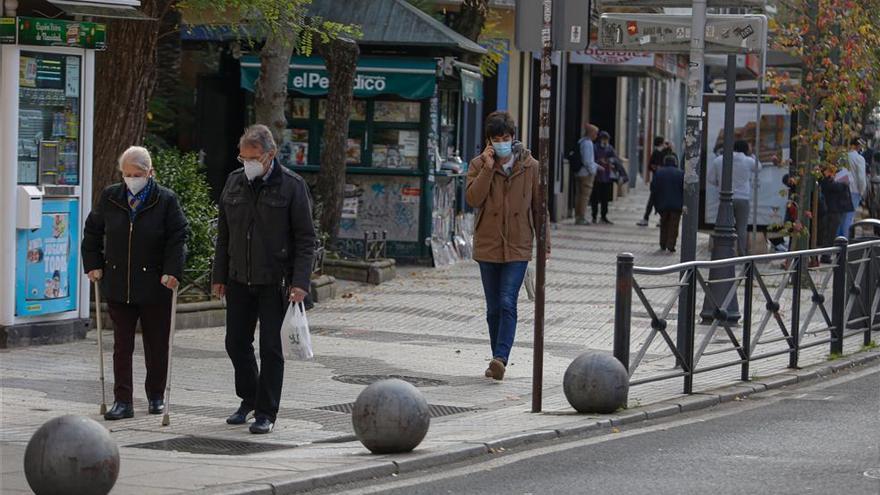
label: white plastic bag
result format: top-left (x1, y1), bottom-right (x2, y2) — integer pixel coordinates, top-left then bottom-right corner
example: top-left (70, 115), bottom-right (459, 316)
top-left (523, 265), bottom-right (535, 301)
top-left (281, 302), bottom-right (313, 360)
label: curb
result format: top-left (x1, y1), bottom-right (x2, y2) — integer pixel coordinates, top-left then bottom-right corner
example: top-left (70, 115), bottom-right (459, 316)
top-left (198, 349), bottom-right (880, 494)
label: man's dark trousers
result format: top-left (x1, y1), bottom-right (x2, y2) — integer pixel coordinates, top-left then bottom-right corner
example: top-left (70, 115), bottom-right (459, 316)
top-left (225, 280), bottom-right (286, 422)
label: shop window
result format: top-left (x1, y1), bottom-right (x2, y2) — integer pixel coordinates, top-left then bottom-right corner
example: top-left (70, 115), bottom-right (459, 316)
top-left (318, 99), bottom-right (367, 121)
top-left (374, 101), bottom-right (420, 123)
top-left (17, 52), bottom-right (81, 185)
top-left (289, 98), bottom-right (311, 120)
top-left (279, 128), bottom-right (309, 167)
top-left (372, 129), bottom-right (420, 170)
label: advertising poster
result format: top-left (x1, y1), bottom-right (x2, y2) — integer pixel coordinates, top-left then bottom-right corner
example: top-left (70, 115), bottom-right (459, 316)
top-left (16, 199), bottom-right (79, 316)
top-left (702, 97), bottom-right (792, 227)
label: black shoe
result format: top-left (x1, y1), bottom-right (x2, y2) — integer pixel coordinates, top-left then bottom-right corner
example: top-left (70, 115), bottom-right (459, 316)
top-left (148, 399), bottom-right (165, 415)
top-left (249, 416), bottom-right (274, 434)
top-left (601, 218), bottom-right (614, 225)
top-left (668, 247), bottom-right (676, 253)
top-left (226, 407), bottom-right (253, 425)
top-left (820, 255), bottom-right (833, 264)
top-left (104, 402), bottom-right (134, 421)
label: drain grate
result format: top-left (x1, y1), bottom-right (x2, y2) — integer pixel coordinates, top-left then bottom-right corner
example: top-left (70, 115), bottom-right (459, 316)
top-left (316, 402), bottom-right (476, 418)
top-left (127, 436), bottom-right (294, 455)
top-left (331, 374), bottom-right (449, 387)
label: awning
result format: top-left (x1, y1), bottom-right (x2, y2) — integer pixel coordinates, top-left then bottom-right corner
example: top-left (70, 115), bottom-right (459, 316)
top-left (240, 56), bottom-right (438, 100)
top-left (47, 0), bottom-right (151, 20)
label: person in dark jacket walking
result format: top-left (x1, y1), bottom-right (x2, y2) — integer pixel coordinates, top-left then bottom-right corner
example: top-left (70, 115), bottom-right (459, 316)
top-left (591, 131), bottom-right (617, 224)
top-left (212, 124), bottom-right (316, 434)
top-left (638, 136), bottom-right (671, 227)
top-left (82, 146), bottom-right (188, 421)
top-left (651, 154), bottom-right (685, 253)
top-left (818, 167), bottom-right (854, 263)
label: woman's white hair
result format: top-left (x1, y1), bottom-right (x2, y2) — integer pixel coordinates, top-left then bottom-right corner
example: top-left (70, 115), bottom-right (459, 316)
top-left (118, 146), bottom-right (153, 172)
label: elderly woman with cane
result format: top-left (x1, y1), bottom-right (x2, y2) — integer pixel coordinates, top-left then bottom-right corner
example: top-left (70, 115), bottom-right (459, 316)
top-left (82, 146), bottom-right (188, 420)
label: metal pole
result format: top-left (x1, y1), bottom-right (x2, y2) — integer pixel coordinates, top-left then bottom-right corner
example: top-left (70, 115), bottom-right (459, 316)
top-left (677, 0), bottom-right (707, 352)
top-left (700, 54), bottom-right (741, 323)
top-left (831, 237), bottom-right (848, 356)
top-left (532, 0), bottom-right (551, 414)
top-left (613, 253), bottom-right (634, 372)
top-left (751, 53), bottom-right (765, 253)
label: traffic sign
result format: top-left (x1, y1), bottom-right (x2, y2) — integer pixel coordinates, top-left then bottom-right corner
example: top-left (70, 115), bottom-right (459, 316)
top-left (598, 14), bottom-right (767, 54)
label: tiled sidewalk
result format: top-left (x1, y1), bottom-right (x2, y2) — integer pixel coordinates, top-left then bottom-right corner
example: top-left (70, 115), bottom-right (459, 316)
top-left (1, 184), bottom-right (872, 494)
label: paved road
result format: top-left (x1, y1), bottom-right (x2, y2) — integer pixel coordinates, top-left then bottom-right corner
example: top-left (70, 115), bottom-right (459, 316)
top-left (326, 366), bottom-right (880, 495)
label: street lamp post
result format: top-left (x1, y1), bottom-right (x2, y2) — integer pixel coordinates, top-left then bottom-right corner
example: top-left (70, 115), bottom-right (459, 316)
top-left (701, 54), bottom-right (741, 323)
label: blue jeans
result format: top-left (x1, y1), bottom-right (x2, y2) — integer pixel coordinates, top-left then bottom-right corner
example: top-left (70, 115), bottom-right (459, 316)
top-left (478, 261), bottom-right (528, 364)
top-left (838, 193), bottom-right (861, 238)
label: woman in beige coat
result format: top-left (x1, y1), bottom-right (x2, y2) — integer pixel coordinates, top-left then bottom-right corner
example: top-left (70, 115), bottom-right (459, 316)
top-left (466, 111), bottom-right (548, 380)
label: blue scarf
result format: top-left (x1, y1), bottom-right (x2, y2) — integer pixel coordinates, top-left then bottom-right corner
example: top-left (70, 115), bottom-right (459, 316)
top-left (127, 179), bottom-right (153, 221)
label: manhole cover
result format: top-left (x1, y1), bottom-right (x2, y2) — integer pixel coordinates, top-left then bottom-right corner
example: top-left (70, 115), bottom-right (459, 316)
top-left (316, 402), bottom-right (476, 418)
top-left (127, 436), bottom-right (294, 455)
top-left (331, 374), bottom-right (449, 387)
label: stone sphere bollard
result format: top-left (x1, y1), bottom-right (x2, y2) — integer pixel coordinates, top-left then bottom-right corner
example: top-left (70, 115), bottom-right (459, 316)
top-left (563, 352), bottom-right (629, 414)
top-left (352, 379), bottom-right (431, 454)
top-left (24, 415), bottom-right (120, 495)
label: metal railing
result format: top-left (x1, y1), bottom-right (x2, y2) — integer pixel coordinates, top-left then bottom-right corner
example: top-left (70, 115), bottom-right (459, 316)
top-left (613, 219), bottom-right (880, 394)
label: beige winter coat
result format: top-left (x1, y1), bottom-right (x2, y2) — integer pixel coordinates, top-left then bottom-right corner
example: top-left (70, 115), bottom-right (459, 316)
top-left (466, 145), bottom-right (549, 263)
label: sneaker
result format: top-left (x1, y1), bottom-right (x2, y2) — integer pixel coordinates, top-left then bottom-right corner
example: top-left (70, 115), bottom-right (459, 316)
top-left (226, 406), bottom-right (253, 425)
top-left (249, 417), bottom-right (274, 434)
top-left (487, 358), bottom-right (506, 381)
top-left (637, 219), bottom-right (649, 227)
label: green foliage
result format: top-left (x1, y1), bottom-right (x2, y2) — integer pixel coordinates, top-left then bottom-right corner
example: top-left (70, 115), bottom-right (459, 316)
top-left (151, 148), bottom-right (218, 276)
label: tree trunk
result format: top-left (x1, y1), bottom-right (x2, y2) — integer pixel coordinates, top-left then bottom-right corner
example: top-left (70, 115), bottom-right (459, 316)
top-left (254, 32), bottom-right (294, 145)
top-left (451, 0), bottom-right (489, 65)
top-left (314, 37), bottom-right (359, 247)
top-left (92, 0), bottom-right (174, 202)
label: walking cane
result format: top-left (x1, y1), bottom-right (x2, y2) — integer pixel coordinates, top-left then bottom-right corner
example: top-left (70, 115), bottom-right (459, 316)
top-left (161, 284), bottom-right (179, 426)
top-left (95, 281), bottom-right (108, 415)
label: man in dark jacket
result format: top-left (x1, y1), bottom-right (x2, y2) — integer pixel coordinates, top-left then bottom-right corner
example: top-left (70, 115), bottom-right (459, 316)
top-left (651, 154), bottom-right (685, 253)
top-left (82, 146), bottom-right (188, 420)
top-left (212, 124), bottom-right (316, 434)
top-left (638, 137), bottom-right (671, 227)
top-left (818, 168), bottom-right (854, 263)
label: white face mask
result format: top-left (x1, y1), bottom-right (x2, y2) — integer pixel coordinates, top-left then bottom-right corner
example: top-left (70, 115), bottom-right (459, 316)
top-left (243, 159), bottom-right (265, 181)
top-left (124, 177), bottom-right (148, 195)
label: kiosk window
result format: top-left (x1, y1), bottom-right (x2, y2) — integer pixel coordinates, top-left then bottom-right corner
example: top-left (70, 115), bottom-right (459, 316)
top-left (17, 52), bottom-right (82, 186)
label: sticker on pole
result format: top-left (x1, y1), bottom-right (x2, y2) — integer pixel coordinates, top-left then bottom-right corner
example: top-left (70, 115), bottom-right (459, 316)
top-left (599, 13), bottom-right (767, 54)
top-left (570, 25), bottom-right (582, 43)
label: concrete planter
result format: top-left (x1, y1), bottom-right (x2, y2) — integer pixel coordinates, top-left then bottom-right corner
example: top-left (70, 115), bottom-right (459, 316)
top-left (323, 258), bottom-right (396, 285)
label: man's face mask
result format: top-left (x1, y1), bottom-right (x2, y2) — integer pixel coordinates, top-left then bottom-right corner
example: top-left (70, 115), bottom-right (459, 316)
top-left (493, 140), bottom-right (513, 158)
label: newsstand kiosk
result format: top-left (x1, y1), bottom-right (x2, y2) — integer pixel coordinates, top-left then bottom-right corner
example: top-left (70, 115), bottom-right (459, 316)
top-left (0, 14), bottom-right (106, 346)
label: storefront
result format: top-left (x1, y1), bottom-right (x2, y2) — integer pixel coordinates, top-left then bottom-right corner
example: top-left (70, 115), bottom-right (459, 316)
top-left (239, 55), bottom-right (482, 262)
top-left (0, 12), bottom-right (109, 346)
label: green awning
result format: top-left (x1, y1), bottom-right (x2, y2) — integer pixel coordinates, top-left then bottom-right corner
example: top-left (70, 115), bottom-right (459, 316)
top-left (240, 55), bottom-right (438, 100)
top-left (460, 68), bottom-right (483, 103)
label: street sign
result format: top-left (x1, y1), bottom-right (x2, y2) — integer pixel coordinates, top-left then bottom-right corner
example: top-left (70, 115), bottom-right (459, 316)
top-left (598, 14), bottom-right (767, 54)
top-left (597, 0), bottom-right (766, 7)
top-left (515, 0), bottom-right (590, 52)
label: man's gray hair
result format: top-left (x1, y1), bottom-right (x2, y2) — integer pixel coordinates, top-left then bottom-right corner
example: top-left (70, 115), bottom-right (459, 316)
top-left (118, 146), bottom-right (152, 172)
top-left (239, 124), bottom-right (277, 153)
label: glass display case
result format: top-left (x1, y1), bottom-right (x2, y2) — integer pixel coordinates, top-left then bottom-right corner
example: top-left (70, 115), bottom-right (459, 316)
top-left (17, 51), bottom-right (81, 186)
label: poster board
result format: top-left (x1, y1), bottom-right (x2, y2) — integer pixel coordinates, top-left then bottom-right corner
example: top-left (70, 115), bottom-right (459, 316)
top-left (338, 175), bottom-right (421, 242)
top-left (701, 95), bottom-right (795, 229)
top-left (15, 198), bottom-right (79, 316)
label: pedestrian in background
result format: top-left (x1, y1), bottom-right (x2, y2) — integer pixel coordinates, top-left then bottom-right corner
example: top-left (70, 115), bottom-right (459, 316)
top-left (81, 146), bottom-right (188, 421)
top-left (839, 137), bottom-right (867, 238)
top-left (466, 111), bottom-right (549, 381)
top-left (574, 124), bottom-right (599, 225)
top-left (651, 154), bottom-right (685, 253)
top-left (591, 130), bottom-right (617, 224)
top-left (708, 140), bottom-right (760, 255)
top-left (212, 124), bottom-right (316, 434)
top-left (818, 167), bottom-right (854, 263)
top-left (638, 136), bottom-right (670, 227)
